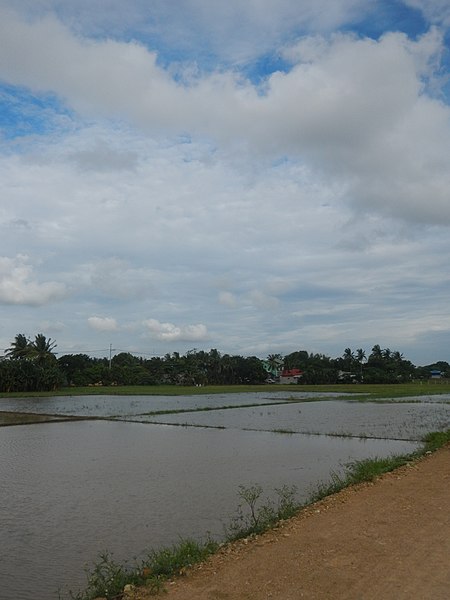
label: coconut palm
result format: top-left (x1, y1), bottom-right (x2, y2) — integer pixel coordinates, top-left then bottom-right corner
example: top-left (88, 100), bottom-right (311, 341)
top-left (30, 334), bottom-right (57, 365)
top-left (266, 353), bottom-right (284, 377)
top-left (5, 334), bottom-right (32, 359)
top-left (342, 348), bottom-right (355, 368)
top-left (355, 348), bottom-right (366, 379)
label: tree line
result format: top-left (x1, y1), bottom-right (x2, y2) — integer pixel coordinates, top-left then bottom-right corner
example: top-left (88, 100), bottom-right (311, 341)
top-left (1, 334), bottom-right (448, 392)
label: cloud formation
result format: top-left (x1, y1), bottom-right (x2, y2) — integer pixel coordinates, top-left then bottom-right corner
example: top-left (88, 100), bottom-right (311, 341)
top-left (1, 2), bottom-right (450, 364)
top-left (1, 10), bottom-right (449, 228)
top-left (88, 317), bottom-right (119, 332)
top-left (0, 255), bottom-right (66, 306)
top-left (143, 319), bottom-right (209, 342)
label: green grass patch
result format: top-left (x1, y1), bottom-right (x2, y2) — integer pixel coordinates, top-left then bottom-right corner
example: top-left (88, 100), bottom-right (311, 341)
top-left (225, 484), bottom-right (299, 541)
top-left (3, 380), bottom-right (450, 400)
top-left (310, 428), bottom-right (450, 502)
top-left (0, 412), bottom-right (75, 426)
top-left (66, 538), bottom-right (218, 600)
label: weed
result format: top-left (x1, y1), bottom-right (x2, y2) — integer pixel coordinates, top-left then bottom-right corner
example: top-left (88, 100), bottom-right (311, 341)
top-left (309, 428), bottom-right (450, 503)
top-left (66, 538), bottom-right (218, 600)
top-left (226, 484), bottom-right (298, 541)
top-left (422, 428), bottom-right (450, 452)
top-left (67, 551), bottom-right (138, 599)
top-left (145, 537), bottom-right (218, 577)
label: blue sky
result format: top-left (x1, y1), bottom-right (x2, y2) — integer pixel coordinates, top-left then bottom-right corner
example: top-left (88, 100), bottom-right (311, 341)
top-left (1, 0), bottom-right (450, 365)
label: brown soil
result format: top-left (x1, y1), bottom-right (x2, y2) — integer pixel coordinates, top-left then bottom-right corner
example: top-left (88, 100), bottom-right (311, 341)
top-left (133, 444), bottom-right (450, 600)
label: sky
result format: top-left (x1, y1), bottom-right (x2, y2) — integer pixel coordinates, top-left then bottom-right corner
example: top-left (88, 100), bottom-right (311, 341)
top-left (1, 0), bottom-right (450, 365)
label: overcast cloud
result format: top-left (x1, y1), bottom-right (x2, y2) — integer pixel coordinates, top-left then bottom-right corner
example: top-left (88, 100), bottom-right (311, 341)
top-left (1, 0), bottom-right (450, 364)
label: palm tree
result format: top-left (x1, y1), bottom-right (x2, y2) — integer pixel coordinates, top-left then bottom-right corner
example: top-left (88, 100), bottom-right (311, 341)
top-left (356, 348), bottom-right (366, 380)
top-left (30, 334), bottom-right (57, 365)
top-left (342, 348), bottom-right (355, 368)
top-left (370, 344), bottom-right (383, 361)
top-left (356, 348), bottom-right (366, 363)
top-left (266, 354), bottom-right (284, 377)
top-left (392, 350), bottom-right (404, 362)
top-left (5, 334), bottom-right (32, 359)
top-left (382, 347), bottom-right (392, 361)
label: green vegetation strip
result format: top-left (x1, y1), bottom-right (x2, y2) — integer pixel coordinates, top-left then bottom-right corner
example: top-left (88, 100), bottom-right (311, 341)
top-left (4, 380), bottom-right (450, 399)
top-left (65, 428), bottom-right (450, 600)
top-left (0, 412), bottom-right (77, 426)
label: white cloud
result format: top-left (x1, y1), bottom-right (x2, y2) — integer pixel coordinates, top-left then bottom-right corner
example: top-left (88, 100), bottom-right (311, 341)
top-left (403, 0), bottom-right (450, 26)
top-left (218, 291), bottom-right (238, 308)
top-left (1, 1), bottom-right (367, 64)
top-left (1, 12), bottom-right (449, 227)
top-left (0, 255), bottom-right (66, 306)
top-left (39, 320), bottom-right (66, 333)
top-left (87, 316), bottom-right (119, 332)
top-left (247, 289), bottom-right (280, 310)
top-left (143, 318), bottom-right (209, 342)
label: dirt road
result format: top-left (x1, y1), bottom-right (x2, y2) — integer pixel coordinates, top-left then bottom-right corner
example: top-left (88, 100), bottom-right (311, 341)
top-left (136, 445), bottom-right (450, 600)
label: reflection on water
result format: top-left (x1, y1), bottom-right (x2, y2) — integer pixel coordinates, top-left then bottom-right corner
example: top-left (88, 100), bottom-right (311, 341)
top-left (0, 419), bottom-right (418, 600)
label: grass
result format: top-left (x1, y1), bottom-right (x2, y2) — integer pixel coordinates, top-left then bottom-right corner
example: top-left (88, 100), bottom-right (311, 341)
top-left (0, 412), bottom-right (77, 426)
top-left (225, 484), bottom-right (299, 541)
top-left (64, 427), bottom-right (450, 599)
top-left (3, 380), bottom-right (450, 400)
top-left (66, 539), bottom-right (218, 600)
top-left (310, 428), bottom-right (450, 502)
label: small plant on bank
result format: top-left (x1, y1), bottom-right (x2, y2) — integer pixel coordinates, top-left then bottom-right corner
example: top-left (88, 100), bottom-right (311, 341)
top-left (422, 429), bottom-right (450, 452)
top-left (309, 455), bottom-right (412, 503)
top-left (226, 483), bottom-right (299, 541)
top-left (310, 428), bottom-right (450, 503)
top-left (144, 537), bottom-right (218, 578)
top-left (67, 551), bottom-right (139, 599)
top-left (66, 538), bottom-right (218, 600)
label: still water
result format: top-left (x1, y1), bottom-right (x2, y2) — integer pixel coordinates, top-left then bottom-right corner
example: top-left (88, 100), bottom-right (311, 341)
top-left (0, 391), bottom-right (351, 417)
top-left (0, 417), bottom-right (418, 600)
top-left (136, 399), bottom-right (450, 440)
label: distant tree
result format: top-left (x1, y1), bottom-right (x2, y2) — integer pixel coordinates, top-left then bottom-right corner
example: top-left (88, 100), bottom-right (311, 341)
top-left (355, 348), bottom-right (366, 380)
top-left (265, 354), bottom-right (284, 377)
top-left (58, 354), bottom-right (94, 386)
top-left (30, 334), bottom-right (57, 365)
top-left (342, 348), bottom-right (355, 370)
top-left (283, 351), bottom-right (309, 370)
top-left (356, 348), bottom-right (366, 363)
top-left (5, 334), bottom-right (32, 360)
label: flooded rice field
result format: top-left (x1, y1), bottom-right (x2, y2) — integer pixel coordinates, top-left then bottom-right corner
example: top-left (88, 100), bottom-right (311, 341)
top-left (0, 391), bottom-right (449, 600)
top-left (131, 399), bottom-right (450, 440)
top-left (0, 390), bottom-right (351, 417)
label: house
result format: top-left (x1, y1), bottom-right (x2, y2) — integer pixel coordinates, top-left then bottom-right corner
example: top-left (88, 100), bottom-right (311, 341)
top-left (338, 370), bottom-right (357, 382)
top-left (430, 369), bottom-right (443, 379)
top-left (279, 368), bottom-right (303, 384)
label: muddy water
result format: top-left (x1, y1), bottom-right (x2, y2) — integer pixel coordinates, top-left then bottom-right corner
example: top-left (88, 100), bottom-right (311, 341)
top-left (0, 419), bottom-right (418, 600)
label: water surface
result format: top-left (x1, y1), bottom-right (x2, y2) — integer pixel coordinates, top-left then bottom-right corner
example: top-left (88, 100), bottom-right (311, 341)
top-left (0, 419), bottom-right (418, 600)
top-left (126, 399), bottom-right (450, 440)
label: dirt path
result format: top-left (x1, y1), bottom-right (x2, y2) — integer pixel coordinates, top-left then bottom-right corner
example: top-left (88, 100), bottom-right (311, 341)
top-left (132, 444), bottom-right (450, 600)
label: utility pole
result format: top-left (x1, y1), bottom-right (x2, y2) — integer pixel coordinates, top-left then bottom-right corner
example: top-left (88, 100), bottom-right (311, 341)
top-left (109, 343), bottom-right (113, 371)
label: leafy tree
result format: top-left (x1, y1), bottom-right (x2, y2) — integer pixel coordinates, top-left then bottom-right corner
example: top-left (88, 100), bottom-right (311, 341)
top-left (58, 354), bottom-right (98, 386)
top-left (283, 351), bottom-right (307, 369)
